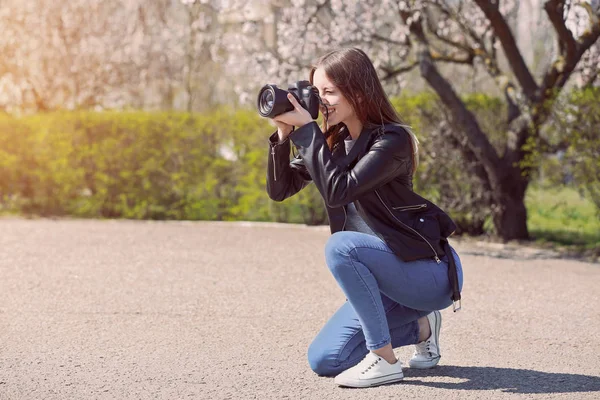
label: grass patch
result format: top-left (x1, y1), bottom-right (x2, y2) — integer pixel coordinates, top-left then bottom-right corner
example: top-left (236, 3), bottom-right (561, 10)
top-left (526, 185), bottom-right (600, 251)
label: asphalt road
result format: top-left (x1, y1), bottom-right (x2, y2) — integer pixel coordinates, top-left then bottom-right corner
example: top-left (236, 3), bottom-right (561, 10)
top-left (1, 218), bottom-right (599, 400)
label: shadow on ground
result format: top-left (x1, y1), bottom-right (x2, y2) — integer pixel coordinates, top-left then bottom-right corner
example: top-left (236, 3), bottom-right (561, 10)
top-left (403, 366), bottom-right (600, 394)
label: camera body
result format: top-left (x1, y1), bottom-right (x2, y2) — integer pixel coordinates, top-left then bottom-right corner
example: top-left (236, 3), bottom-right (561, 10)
top-left (287, 81), bottom-right (320, 119)
top-left (257, 80), bottom-right (320, 120)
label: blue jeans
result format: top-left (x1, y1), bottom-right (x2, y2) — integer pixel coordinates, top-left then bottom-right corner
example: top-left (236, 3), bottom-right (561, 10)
top-left (307, 231), bottom-right (464, 377)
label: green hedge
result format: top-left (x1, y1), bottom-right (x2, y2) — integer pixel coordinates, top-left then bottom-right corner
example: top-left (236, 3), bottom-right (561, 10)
top-left (0, 108), bottom-right (328, 223)
top-left (1, 92), bottom-right (598, 247)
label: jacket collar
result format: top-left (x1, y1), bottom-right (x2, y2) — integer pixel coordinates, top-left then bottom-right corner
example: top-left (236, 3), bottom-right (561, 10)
top-left (336, 124), bottom-right (379, 167)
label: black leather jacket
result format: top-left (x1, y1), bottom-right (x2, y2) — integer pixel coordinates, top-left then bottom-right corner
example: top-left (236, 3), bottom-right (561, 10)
top-left (266, 121), bottom-right (457, 263)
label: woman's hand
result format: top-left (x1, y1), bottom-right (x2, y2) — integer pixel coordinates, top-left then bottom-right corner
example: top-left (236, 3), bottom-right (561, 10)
top-left (273, 93), bottom-right (313, 139)
top-left (273, 119), bottom-right (293, 142)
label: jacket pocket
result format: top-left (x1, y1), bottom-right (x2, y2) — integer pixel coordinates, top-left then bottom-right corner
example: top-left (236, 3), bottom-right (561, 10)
top-left (413, 215), bottom-right (441, 241)
top-left (392, 203), bottom-right (427, 211)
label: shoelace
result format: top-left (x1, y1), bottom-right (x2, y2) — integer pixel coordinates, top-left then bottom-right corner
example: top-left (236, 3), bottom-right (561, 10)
top-left (414, 339), bottom-right (432, 356)
top-left (360, 357), bottom-right (381, 374)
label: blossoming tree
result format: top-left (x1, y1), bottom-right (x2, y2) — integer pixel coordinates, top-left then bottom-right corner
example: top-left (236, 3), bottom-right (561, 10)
top-left (224, 0), bottom-right (600, 240)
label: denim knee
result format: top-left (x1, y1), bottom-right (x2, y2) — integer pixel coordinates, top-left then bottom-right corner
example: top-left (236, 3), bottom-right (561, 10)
top-left (307, 341), bottom-right (343, 377)
top-left (324, 232), bottom-right (353, 273)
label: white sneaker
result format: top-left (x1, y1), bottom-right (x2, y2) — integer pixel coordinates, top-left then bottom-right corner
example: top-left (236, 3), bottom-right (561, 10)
top-left (334, 351), bottom-right (404, 388)
top-left (409, 310), bottom-right (442, 369)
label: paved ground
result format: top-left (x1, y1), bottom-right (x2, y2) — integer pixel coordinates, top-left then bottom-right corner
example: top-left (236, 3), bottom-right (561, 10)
top-left (1, 218), bottom-right (599, 400)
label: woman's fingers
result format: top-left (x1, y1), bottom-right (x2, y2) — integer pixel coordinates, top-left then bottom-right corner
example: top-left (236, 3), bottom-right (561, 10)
top-left (287, 93), bottom-right (302, 110)
top-left (274, 95), bottom-right (312, 127)
top-left (273, 112), bottom-right (292, 124)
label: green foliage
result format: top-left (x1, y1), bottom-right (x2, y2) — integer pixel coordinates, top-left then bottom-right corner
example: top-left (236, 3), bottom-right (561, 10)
top-left (0, 92), bottom-right (597, 252)
top-left (391, 92), bottom-right (503, 234)
top-left (542, 87), bottom-right (600, 215)
top-left (526, 185), bottom-right (600, 252)
top-left (0, 109), bottom-right (323, 223)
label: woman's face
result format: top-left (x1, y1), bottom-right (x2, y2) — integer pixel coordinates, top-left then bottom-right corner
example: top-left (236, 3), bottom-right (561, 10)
top-left (312, 68), bottom-right (356, 127)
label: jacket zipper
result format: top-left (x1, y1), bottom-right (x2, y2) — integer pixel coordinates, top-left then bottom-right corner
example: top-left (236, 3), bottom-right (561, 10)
top-left (271, 146), bottom-right (277, 182)
top-left (392, 203), bottom-right (427, 211)
top-left (341, 203), bottom-right (348, 231)
top-left (375, 190), bottom-right (441, 263)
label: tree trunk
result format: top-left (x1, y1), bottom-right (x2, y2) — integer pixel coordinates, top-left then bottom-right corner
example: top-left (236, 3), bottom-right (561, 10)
top-left (491, 171), bottom-right (530, 241)
top-left (493, 192), bottom-right (529, 241)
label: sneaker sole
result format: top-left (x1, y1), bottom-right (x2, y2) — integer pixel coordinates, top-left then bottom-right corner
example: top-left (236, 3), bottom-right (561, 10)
top-left (335, 372), bottom-right (404, 388)
top-left (408, 355), bottom-right (441, 369)
top-left (409, 310), bottom-right (441, 369)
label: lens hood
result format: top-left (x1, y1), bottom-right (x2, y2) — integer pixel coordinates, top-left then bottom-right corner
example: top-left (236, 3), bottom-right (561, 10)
top-left (257, 84), bottom-right (294, 118)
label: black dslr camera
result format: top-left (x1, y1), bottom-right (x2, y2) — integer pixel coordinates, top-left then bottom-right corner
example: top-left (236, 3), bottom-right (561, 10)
top-left (257, 80), bottom-right (320, 120)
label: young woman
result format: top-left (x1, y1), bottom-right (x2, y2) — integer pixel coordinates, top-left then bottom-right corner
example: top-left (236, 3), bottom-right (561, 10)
top-left (265, 47), bottom-right (464, 388)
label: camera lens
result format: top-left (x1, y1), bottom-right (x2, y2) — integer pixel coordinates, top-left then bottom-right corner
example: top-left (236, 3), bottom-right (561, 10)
top-left (257, 84), bottom-right (295, 118)
top-left (260, 89), bottom-right (274, 114)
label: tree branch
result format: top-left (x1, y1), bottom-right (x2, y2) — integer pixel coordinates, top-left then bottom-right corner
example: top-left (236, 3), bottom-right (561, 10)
top-left (428, 32), bottom-right (475, 57)
top-left (437, 116), bottom-right (494, 201)
top-left (379, 52), bottom-right (473, 82)
top-left (539, 3), bottom-right (600, 113)
top-left (473, 0), bottom-right (539, 101)
top-left (431, 50), bottom-right (474, 65)
top-left (425, 1), bottom-right (525, 125)
top-left (402, 11), bottom-right (504, 185)
top-left (371, 33), bottom-right (409, 47)
top-left (381, 61), bottom-right (420, 80)
top-left (578, 21), bottom-right (600, 59)
top-left (427, 1), bottom-right (488, 54)
top-left (544, 0), bottom-right (577, 60)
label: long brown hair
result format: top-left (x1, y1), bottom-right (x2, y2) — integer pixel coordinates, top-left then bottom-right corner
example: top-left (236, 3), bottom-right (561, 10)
top-left (309, 47), bottom-right (419, 173)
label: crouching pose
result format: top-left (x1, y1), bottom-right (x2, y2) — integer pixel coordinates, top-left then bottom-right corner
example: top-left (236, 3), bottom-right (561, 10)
top-left (264, 47), bottom-right (464, 388)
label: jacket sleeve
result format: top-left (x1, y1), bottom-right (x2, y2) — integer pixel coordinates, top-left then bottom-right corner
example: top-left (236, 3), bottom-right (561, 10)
top-left (266, 130), bottom-right (313, 202)
top-left (289, 121), bottom-right (411, 208)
